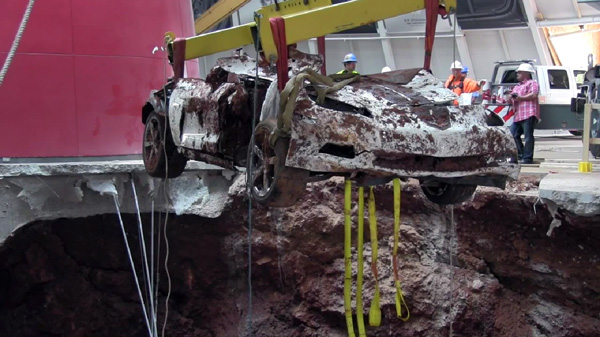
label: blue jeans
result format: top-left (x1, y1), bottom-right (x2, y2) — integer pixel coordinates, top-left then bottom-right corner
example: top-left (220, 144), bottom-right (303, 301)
top-left (510, 116), bottom-right (536, 162)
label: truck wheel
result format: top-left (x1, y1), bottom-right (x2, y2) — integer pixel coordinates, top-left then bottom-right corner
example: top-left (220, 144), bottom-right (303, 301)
top-left (249, 119), bottom-right (308, 207)
top-left (420, 182), bottom-right (477, 205)
top-left (143, 112), bottom-right (187, 178)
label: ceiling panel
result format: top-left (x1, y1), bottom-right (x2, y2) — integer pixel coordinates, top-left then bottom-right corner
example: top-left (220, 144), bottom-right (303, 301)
top-left (457, 0), bottom-right (527, 29)
top-left (534, 0), bottom-right (578, 20)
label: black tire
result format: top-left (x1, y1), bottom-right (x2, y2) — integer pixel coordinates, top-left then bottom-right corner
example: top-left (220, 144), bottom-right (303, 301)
top-left (143, 112), bottom-right (187, 178)
top-left (420, 182), bottom-right (477, 206)
top-left (248, 119), bottom-right (308, 207)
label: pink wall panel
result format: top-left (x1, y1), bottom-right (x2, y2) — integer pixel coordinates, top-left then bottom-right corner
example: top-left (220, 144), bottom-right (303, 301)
top-left (0, 0), bottom-right (73, 54)
top-left (73, 56), bottom-right (168, 156)
top-left (0, 0), bottom-right (197, 158)
top-left (71, 0), bottom-right (186, 58)
top-left (0, 53), bottom-right (79, 157)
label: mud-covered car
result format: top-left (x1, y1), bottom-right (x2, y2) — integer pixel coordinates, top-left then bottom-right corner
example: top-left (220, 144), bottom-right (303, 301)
top-left (142, 49), bottom-right (519, 207)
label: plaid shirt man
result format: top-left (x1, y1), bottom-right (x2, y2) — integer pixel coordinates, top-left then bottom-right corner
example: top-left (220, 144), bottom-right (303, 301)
top-left (511, 79), bottom-right (540, 122)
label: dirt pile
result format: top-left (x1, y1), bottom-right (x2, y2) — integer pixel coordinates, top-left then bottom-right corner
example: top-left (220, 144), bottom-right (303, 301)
top-left (1, 177), bottom-right (599, 336)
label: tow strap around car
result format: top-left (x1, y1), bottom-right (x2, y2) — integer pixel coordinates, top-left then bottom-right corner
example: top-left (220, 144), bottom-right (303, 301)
top-left (367, 187), bottom-right (381, 327)
top-left (344, 180), bottom-right (356, 337)
top-left (344, 180), bottom-right (410, 337)
top-left (270, 69), bottom-right (359, 148)
top-left (357, 186), bottom-right (367, 337)
top-left (393, 179), bottom-right (410, 321)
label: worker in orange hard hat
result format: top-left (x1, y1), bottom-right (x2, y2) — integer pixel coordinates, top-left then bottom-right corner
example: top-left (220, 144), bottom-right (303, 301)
top-left (445, 61), bottom-right (482, 105)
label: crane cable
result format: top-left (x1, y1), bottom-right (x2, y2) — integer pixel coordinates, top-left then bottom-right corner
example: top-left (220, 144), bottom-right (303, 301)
top-left (0, 0), bottom-right (36, 86)
top-left (245, 11), bottom-right (264, 337)
top-left (113, 195), bottom-right (153, 337)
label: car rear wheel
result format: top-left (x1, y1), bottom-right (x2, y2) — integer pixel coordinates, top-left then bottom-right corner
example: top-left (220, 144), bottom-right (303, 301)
top-left (143, 112), bottom-right (187, 178)
top-left (249, 119), bottom-right (308, 207)
top-left (420, 182), bottom-right (477, 205)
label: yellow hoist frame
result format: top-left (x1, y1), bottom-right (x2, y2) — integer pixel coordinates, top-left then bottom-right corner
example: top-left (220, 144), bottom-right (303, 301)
top-left (166, 0), bottom-right (456, 78)
top-left (344, 179), bottom-right (409, 337)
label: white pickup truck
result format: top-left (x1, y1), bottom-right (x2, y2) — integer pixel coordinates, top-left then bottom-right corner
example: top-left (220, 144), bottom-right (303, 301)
top-left (481, 60), bottom-right (586, 131)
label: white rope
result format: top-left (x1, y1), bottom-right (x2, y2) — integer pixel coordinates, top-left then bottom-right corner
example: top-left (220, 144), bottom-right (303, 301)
top-left (448, 206), bottom-right (455, 337)
top-left (113, 195), bottom-right (153, 337)
top-left (154, 208), bottom-right (162, 335)
top-left (160, 42), bottom-right (173, 337)
top-left (0, 0), bottom-right (36, 86)
top-left (150, 198), bottom-right (158, 336)
top-left (131, 178), bottom-right (158, 336)
top-left (161, 185), bottom-right (172, 337)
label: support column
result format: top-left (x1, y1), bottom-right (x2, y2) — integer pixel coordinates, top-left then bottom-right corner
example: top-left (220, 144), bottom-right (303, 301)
top-left (454, 27), bottom-right (477, 79)
top-left (498, 30), bottom-right (511, 61)
top-left (376, 21), bottom-right (397, 70)
top-left (521, 0), bottom-right (551, 65)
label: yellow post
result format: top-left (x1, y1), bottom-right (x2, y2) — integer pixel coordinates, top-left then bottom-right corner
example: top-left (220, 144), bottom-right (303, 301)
top-left (344, 180), bottom-right (356, 337)
top-left (579, 103), bottom-right (593, 172)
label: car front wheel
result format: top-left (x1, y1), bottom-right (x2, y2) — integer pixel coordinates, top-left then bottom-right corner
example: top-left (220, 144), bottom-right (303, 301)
top-left (143, 112), bottom-right (187, 178)
top-left (248, 119), bottom-right (308, 207)
top-left (420, 182), bottom-right (477, 205)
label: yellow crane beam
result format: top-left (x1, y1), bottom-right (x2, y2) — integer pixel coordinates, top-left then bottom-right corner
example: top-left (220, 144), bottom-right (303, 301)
top-left (175, 0), bottom-right (457, 66)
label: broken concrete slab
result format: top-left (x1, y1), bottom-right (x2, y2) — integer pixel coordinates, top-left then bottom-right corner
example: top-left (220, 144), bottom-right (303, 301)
top-left (538, 172), bottom-right (600, 216)
top-left (0, 161), bottom-right (241, 244)
top-left (0, 160), bottom-right (224, 177)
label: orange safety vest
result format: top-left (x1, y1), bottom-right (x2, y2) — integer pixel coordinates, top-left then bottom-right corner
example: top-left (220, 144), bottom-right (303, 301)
top-left (445, 75), bottom-right (481, 104)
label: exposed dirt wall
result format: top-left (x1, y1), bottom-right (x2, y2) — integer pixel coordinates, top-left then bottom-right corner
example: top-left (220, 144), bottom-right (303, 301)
top-left (1, 178), bottom-right (599, 337)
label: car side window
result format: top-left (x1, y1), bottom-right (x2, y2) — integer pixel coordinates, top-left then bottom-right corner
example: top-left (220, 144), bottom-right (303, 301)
top-left (547, 69), bottom-right (570, 89)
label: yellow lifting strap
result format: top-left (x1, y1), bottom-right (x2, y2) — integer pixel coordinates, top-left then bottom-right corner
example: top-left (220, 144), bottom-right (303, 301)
top-left (393, 179), bottom-right (410, 321)
top-left (367, 187), bottom-right (381, 327)
top-left (344, 180), bottom-right (356, 337)
top-left (356, 187), bottom-right (367, 337)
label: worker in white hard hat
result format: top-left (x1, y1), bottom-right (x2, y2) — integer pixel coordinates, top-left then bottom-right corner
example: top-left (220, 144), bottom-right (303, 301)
top-left (444, 60), bottom-right (481, 105)
top-left (381, 66), bottom-right (392, 73)
top-left (337, 53), bottom-right (359, 75)
top-left (505, 63), bottom-right (539, 164)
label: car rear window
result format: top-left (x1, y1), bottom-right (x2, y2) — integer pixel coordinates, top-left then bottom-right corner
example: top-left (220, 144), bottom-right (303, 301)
top-left (548, 69), bottom-right (570, 89)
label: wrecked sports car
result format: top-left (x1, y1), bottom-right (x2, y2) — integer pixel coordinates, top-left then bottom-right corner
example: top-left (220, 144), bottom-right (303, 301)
top-left (142, 49), bottom-right (519, 207)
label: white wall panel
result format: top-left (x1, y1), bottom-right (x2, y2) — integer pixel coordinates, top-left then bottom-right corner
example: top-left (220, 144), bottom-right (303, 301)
top-left (389, 37), bottom-right (456, 78)
top-left (464, 31), bottom-right (505, 80)
top-left (384, 9), bottom-right (454, 34)
top-left (502, 29), bottom-right (540, 63)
